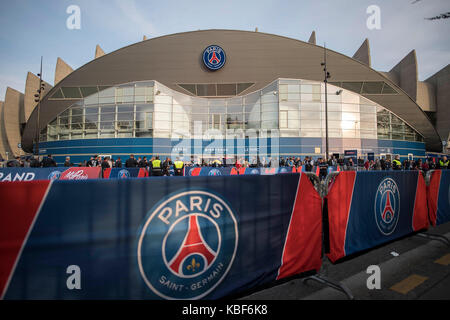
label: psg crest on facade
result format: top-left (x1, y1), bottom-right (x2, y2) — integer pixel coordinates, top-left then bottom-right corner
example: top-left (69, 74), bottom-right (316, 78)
top-left (202, 45), bottom-right (226, 71)
top-left (374, 177), bottom-right (401, 235)
top-left (137, 190), bottom-right (238, 299)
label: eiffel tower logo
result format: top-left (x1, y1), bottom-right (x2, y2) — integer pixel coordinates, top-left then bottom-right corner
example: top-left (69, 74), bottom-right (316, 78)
top-left (381, 190), bottom-right (395, 222)
top-left (208, 51), bottom-right (221, 65)
top-left (168, 215), bottom-right (217, 276)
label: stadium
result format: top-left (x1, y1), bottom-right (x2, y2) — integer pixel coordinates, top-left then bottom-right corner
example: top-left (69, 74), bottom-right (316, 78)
top-left (0, 29), bottom-right (449, 165)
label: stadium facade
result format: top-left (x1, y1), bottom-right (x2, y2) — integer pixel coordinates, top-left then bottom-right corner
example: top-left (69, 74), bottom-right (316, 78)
top-left (0, 29), bottom-right (448, 165)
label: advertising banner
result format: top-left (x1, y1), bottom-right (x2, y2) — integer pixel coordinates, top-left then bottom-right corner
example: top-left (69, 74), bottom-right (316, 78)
top-left (59, 167), bottom-right (102, 180)
top-left (326, 171), bottom-right (428, 262)
top-left (0, 173), bottom-right (322, 299)
top-left (0, 168), bottom-right (66, 182)
top-left (103, 168), bottom-right (149, 179)
top-left (427, 170), bottom-right (450, 226)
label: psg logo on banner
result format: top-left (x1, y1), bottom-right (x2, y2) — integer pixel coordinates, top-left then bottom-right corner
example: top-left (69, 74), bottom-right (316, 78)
top-left (137, 190), bottom-right (238, 299)
top-left (118, 169), bottom-right (130, 179)
top-left (48, 171), bottom-right (61, 181)
top-left (202, 45), bottom-right (226, 71)
top-left (374, 177), bottom-right (400, 235)
top-left (208, 169), bottom-right (222, 176)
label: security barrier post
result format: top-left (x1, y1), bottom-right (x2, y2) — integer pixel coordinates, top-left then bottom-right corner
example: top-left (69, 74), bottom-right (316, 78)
top-left (302, 171), bottom-right (354, 300)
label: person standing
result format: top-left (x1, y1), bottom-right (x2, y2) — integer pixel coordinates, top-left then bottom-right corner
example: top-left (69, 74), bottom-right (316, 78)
top-left (439, 156), bottom-right (449, 169)
top-left (125, 154), bottom-right (138, 168)
top-left (318, 158), bottom-right (328, 181)
top-left (163, 157), bottom-right (173, 176)
top-left (115, 157), bottom-right (122, 168)
top-left (41, 154), bottom-right (57, 167)
top-left (64, 157), bottom-right (73, 167)
top-left (392, 155), bottom-right (402, 170)
top-left (151, 156), bottom-right (162, 176)
top-left (174, 157), bottom-right (184, 176)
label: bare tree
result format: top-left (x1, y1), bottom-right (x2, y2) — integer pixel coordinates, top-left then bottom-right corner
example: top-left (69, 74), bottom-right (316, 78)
top-left (411, 0), bottom-right (449, 20)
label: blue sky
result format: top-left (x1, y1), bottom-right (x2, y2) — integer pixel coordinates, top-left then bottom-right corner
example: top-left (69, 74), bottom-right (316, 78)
top-left (0, 0), bottom-right (449, 99)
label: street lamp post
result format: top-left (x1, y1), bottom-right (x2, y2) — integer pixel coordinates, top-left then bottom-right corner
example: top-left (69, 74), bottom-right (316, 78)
top-left (34, 56), bottom-right (45, 157)
top-left (321, 44), bottom-right (331, 161)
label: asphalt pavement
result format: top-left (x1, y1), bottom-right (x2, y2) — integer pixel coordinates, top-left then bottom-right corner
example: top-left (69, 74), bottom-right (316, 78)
top-left (241, 222), bottom-right (450, 300)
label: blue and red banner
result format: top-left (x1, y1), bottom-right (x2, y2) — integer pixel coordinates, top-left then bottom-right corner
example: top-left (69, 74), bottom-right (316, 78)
top-left (0, 172), bottom-right (322, 299)
top-left (103, 168), bottom-right (149, 179)
top-left (0, 168), bottom-right (66, 182)
top-left (326, 171), bottom-right (429, 263)
top-left (427, 170), bottom-right (450, 226)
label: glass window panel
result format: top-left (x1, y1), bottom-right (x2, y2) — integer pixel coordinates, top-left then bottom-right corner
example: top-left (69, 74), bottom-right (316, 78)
top-left (326, 111), bottom-right (341, 121)
top-left (391, 114), bottom-right (403, 125)
top-left (287, 92), bottom-right (300, 101)
top-left (362, 82), bottom-right (383, 94)
top-left (360, 112), bottom-right (376, 122)
top-left (80, 87), bottom-right (98, 98)
top-left (227, 105), bottom-right (243, 113)
top-left (261, 93), bottom-right (278, 103)
top-left (261, 120), bottom-right (277, 129)
top-left (300, 129), bottom-right (321, 137)
top-left (155, 112), bottom-right (171, 121)
top-left (209, 105), bottom-right (226, 113)
top-left (217, 84), bottom-right (236, 96)
top-left (155, 120), bottom-right (171, 130)
top-left (342, 104), bottom-right (359, 113)
top-left (154, 95), bottom-right (172, 104)
top-left (173, 113), bottom-right (189, 122)
top-left (84, 121), bottom-right (98, 130)
top-left (301, 102), bottom-right (322, 112)
top-left (99, 131), bottom-right (115, 138)
top-left (117, 112), bottom-right (133, 121)
top-left (359, 121), bottom-right (376, 130)
top-left (98, 87), bottom-right (115, 97)
top-left (246, 121), bottom-right (260, 129)
top-left (135, 130), bottom-right (153, 138)
top-left (382, 83), bottom-right (398, 94)
top-left (101, 113), bottom-right (115, 122)
top-left (236, 83), bottom-right (254, 94)
top-left (85, 107), bottom-right (99, 114)
top-left (101, 106), bottom-right (116, 114)
top-left (341, 82), bottom-right (363, 94)
top-left (280, 111), bottom-right (288, 128)
top-left (117, 104), bottom-right (134, 113)
top-left (261, 102), bottom-right (277, 113)
top-left (360, 104), bottom-right (375, 114)
top-left (178, 84), bottom-right (196, 95)
top-left (301, 110), bottom-right (321, 120)
top-left (360, 130), bottom-right (377, 139)
top-left (197, 84), bottom-right (216, 96)
top-left (245, 112), bottom-right (260, 122)
top-left (136, 104), bottom-right (154, 112)
top-left (300, 120), bottom-right (321, 129)
top-left (99, 96), bottom-right (115, 104)
top-left (312, 84), bottom-right (321, 101)
top-left (99, 122), bottom-right (114, 130)
top-left (59, 134), bottom-right (69, 141)
top-left (50, 89), bottom-right (64, 99)
top-left (116, 121), bottom-right (133, 130)
top-left (61, 87), bottom-right (82, 99)
top-left (84, 93), bottom-right (99, 105)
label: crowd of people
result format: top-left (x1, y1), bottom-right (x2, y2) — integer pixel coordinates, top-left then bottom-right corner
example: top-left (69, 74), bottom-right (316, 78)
top-left (1, 153), bottom-right (448, 175)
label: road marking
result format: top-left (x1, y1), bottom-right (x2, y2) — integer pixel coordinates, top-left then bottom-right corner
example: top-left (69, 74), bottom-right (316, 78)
top-left (390, 275), bottom-right (428, 295)
top-left (434, 253), bottom-right (450, 266)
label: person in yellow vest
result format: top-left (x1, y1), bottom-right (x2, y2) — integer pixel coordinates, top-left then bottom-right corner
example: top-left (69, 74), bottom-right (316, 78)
top-left (392, 155), bottom-right (402, 170)
top-left (439, 156), bottom-right (449, 169)
top-left (151, 156), bottom-right (162, 176)
top-left (174, 157), bottom-right (184, 176)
